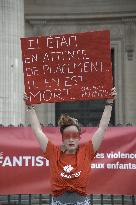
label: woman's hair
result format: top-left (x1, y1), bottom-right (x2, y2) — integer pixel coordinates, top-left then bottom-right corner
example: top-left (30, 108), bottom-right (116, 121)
top-left (58, 113), bottom-right (81, 134)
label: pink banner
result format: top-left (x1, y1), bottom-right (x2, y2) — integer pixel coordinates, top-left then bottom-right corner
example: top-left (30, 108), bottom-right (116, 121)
top-left (0, 127), bottom-right (136, 195)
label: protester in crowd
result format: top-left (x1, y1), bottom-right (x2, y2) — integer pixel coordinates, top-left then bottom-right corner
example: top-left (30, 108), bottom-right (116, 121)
top-left (24, 87), bottom-right (117, 205)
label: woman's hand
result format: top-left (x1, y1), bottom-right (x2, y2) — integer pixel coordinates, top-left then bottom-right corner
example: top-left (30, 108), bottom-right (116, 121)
top-left (23, 92), bottom-right (34, 109)
top-left (106, 87), bottom-right (117, 104)
top-left (23, 92), bottom-right (29, 104)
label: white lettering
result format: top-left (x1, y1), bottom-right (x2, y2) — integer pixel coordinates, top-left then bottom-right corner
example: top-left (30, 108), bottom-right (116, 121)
top-left (29, 91), bottom-right (41, 102)
top-left (2, 157), bottom-right (12, 167)
top-left (0, 155), bottom-right (49, 167)
top-left (28, 39), bottom-right (35, 49)
top-left (47, 37), bottom-right (54, 48)
top-left (13, 156), bottom-right (22, 166)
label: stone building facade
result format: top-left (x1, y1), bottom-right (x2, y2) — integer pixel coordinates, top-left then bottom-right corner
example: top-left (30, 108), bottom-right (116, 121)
top-left (0, 0), bottom-right (136, 126)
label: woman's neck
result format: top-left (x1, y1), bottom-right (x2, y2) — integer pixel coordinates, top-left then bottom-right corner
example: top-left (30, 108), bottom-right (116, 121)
top-left (65, 149), bottom-right (77, 154)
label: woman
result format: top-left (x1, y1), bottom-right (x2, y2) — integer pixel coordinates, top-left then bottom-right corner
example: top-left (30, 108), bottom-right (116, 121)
top-left (24, 87), bottom-right (117, 205)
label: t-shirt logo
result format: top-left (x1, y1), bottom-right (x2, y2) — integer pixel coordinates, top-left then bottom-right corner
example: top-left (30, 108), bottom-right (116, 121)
top-left (63, 165), bottom-right (74, 173)
top-left (60, 164), bottom-right (82, 179)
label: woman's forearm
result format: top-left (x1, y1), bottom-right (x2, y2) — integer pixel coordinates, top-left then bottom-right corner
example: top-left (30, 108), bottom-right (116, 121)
top-left (99, 104), bottom-right (112, 130)
top-left (27, 107), bottom-right (42, 133)
top-left (92, 104), bottom-right (113, 152)
top-left (27, 106), bottom-right (48, 151)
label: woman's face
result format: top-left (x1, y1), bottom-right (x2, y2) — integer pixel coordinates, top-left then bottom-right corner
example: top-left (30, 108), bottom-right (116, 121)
top-left (62, 125), bottom-right (80, 154)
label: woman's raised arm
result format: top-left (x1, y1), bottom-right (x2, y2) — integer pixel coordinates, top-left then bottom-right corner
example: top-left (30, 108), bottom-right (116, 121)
top-left (92, 87), bottom-right (117, 153)
top-left (24, 94), bottom-right (48, 152)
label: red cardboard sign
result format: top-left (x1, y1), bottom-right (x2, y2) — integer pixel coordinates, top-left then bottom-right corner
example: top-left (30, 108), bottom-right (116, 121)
top-left (21, 30), bottom-right (113, 104)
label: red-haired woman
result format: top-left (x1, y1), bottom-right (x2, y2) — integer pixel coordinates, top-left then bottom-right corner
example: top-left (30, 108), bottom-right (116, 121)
top-left (24, 87), bottom-right (117, 205)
